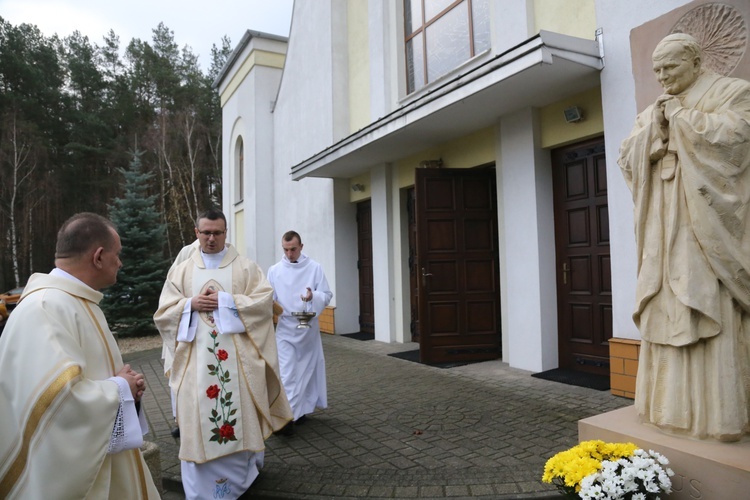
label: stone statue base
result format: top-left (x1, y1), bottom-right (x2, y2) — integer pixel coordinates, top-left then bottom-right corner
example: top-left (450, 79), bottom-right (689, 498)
top-left (579, 406), bottom-right (750, 500)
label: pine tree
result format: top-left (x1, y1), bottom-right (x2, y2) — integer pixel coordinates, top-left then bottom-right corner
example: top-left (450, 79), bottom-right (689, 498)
top-left (103, 150), bottom-right (168, 337)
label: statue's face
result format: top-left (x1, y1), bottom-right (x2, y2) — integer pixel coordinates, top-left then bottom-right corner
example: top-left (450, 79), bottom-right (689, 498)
top-left (652, 43), bottom-right (701, 95)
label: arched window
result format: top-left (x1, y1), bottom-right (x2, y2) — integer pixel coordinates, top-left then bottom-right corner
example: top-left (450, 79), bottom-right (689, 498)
top-left (235, 137), bottom-right (244, 203)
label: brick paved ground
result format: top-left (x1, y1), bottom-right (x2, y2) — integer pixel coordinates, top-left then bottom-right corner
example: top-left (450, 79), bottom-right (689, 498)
top-left (125, 333), bottom-right (631, 499)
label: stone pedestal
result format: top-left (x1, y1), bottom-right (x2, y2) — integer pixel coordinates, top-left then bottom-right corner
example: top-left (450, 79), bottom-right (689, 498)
top-left (141, 441), bottom-right (163, 494)
top-left (579, 405), bottom-right (750, 500)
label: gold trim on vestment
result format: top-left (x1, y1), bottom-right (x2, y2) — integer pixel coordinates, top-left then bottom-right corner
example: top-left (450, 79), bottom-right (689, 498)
top-left (0, 365), bottom-right (82, 497)
top-left (82, 300), bottom-right (116, 373)
top-left (82, 299), bottom-right (151, 496)
top-left (131, 448), bottom-right (150, 499)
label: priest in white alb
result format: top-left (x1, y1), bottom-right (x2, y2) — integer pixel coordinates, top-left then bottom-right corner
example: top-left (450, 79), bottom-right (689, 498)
top-left (154, 209), bottom-right (292, 499)
top-left (268, 230), bottom-right (333, 434)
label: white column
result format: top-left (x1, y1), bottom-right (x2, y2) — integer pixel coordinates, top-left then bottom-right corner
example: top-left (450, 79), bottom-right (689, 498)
top-left (497, 107), bottom-right (558, 372)
top-left (370, 163), bottom-right (395, 342)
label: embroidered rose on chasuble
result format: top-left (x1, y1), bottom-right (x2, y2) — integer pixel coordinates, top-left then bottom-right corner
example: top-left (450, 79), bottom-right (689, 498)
top-left (206, 328), bottom-right (238, 444)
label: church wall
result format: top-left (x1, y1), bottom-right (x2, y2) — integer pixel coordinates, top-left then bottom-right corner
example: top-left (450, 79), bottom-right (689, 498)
top-left (347, 0), bottom-right (371, 133)
top-left (538, 86), bottom-right (604, 149)
top-left (532, 0), bottom-right (597, 40)
top-left (271, 1), bottom-right (342, 313)
top-left (596, 0), bottom-right (703, 345)
top-left (219, 36), bottom-right (286, 273)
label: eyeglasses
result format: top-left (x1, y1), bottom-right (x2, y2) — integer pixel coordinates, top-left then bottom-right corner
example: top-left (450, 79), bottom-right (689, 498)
top-left (197, 230), bottom-right (226, 237)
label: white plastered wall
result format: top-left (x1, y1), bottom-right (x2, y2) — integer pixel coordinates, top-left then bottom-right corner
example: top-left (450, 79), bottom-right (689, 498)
top-left (596, 0), bottom-right (693, 341)
top-left (271, 0), bottom-right (358, 332)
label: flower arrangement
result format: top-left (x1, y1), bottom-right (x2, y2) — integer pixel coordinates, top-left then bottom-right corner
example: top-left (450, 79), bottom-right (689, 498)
top-left (542, 440), bottom-right (674, 499)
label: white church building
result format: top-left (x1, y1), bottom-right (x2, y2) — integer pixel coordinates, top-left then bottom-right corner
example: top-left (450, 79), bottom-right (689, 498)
top-left (213, 0), bottom-right (749, 397)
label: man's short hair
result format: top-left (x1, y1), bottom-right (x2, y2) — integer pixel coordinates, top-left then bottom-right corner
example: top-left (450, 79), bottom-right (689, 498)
top-left (195, 208), bottom-right (227, 228)
top-left (55, 213), bottom-right (117, 259)
top-left (282, 230), bottom-right (302, 245)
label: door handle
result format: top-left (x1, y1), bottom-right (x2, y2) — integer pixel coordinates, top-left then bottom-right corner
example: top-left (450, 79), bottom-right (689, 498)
top-left (421, 267), bottom-right (433, 287)
top-left (562, 263), bottom-right (569, 285)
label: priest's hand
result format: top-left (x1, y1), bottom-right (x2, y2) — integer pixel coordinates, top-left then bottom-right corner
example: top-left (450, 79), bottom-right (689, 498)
top-left (191, 287), bottom-right (219, 312)
top-left (301, 287), bottom-right (313, 302)
top-left (117, 364), bottom-right (146, 402)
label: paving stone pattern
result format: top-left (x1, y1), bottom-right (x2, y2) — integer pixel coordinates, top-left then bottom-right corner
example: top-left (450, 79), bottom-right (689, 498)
top-left (126, 334), bottom-right (631, 499)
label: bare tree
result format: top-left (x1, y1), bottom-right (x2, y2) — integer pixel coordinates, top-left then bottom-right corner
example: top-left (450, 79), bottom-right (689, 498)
top-left (0, 112), bottom-right (40, 286)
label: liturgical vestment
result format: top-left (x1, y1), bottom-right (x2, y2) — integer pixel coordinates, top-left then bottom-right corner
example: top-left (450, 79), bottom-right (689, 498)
top-left (154, 245), bottom-right (291, 497)
top-left (0, 272), bottom-right (160, 499)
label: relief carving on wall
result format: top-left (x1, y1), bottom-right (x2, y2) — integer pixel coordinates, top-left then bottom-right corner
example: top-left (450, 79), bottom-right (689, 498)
top-left (671, 3), bottom-right (747, 76)
top-left (630, 0), bottom-right (750, 111)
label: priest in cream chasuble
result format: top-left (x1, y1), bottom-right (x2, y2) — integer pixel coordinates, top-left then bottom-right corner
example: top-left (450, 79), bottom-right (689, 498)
top-left (0, 213), bottom-right (160, 499)
top-left (154, 210), bottom-right (291, 499)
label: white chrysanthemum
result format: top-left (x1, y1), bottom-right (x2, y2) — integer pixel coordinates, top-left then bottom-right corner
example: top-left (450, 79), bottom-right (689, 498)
top-left (632, 493), bottom-right (646, 500)
top-left (581, 474), bottom-right (597, 489)
top-left (621, 478), bottom-right (638, 492)
top-left (645, 479), bottom-right (661, 493)
top-left (653, 451), bottom-right (670, 466)
top-left (601, 477), bottom-right (623, 496)
top-left (580, 483), bottom-right (605, 500)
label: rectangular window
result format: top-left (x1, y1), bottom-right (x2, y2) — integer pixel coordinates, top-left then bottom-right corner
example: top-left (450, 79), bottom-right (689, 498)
top-left (404, 0), bottom-right (490, 94)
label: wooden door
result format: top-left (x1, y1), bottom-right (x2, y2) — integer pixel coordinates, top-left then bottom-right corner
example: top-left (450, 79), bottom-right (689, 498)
top-left (415, 167), bottom-right (501, 364)
top-left (552, 138), bottom-right (612, 376)
top-left (356, 200), bottom-right (375, 334)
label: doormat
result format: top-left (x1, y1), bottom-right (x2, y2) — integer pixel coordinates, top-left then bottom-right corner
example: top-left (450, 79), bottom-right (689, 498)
top-left (387, 349), bottom-right (476, 369)
top-left (531, 368), bottom-right (610, 391)
top-left (340, 332), bottom-right (374, 341)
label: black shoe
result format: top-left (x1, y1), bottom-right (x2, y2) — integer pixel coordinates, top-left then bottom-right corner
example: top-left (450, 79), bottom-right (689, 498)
top-left (277, 421), bottom-right (295, 436)
top-left (171, 426), bottom-right (180, 438)
top-left (295, 415), bottom-right (307, 425)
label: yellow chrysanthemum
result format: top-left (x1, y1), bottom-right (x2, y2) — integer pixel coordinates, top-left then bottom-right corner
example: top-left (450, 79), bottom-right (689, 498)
top-left (542, 440), bottom-right (639, 492)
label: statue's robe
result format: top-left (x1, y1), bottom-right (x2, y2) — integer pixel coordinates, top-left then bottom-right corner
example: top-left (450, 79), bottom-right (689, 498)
top-left (619, 70), bottom-right (750, 441)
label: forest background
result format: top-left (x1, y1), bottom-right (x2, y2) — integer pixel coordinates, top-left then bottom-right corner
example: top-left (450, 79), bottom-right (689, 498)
top-left (0, 16), bottom-right (233, 333)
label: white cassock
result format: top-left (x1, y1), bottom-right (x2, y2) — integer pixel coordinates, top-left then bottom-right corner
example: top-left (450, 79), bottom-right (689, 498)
top-left (154, 246), bottom-right (292, 500)
top-left (268, 253), bottom-right (332, 420)
top-left (0, 270), bottom-right (160, 499)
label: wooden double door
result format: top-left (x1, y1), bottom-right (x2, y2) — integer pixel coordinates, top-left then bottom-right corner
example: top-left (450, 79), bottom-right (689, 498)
top-left (356, 146), bottom-right (609, 372)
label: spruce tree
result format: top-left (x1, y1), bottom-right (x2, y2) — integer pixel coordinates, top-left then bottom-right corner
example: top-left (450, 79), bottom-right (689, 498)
top-left (103, 150), bottom-right (168, 337)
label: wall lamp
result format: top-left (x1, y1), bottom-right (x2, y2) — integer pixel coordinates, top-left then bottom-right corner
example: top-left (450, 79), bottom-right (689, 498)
top-left (563, 106), bottom-right (584, 123)
top-left (418, 159), bottom-right (444, 168)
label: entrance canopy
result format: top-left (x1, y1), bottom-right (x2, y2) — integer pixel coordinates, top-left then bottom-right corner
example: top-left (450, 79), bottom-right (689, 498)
top-left (291, 31), bottom-right (603, 181)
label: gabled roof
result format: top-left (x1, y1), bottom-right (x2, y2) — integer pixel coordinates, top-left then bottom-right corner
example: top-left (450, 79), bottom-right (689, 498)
top-left (212, 29), bottom-right (288, 90)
